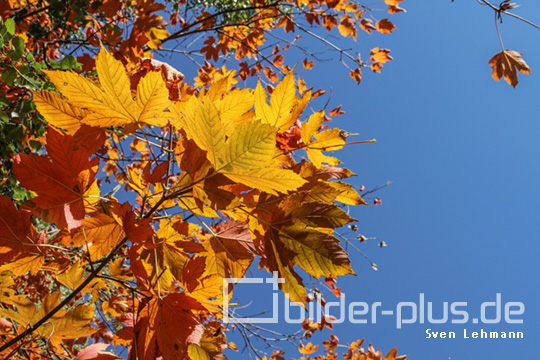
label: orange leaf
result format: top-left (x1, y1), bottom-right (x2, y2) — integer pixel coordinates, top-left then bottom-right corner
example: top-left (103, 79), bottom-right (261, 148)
top-left (376, 18), bottom-right (396, 34)
top-left (323, 15), bottom-right (337, 31)
top-left (488, 50), bottom-right (531, 88)
top-left (338, 14), bottom-right (357, 40)
top-left (303, 58), bottom-right (315, 69)
top-left (388, 4), bottom-right (406, 13)
top-left (130, 293), bottom-right (206, 360)
top-left (350, 68), bottom-right (362, 84)
top-left (299, 342), bottom-right (318, 355)
top-left (370, 48), bottom-right (393, 63)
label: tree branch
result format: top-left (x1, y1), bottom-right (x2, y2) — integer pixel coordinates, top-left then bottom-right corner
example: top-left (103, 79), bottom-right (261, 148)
top-left (477, 0), bottom-right (540, 29)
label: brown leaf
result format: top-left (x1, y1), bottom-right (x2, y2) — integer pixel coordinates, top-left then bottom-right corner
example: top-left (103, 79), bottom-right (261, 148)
top-left (360, 18), bottom-right (377, 34)
top-left (376, 19), bottom-right (396, 34)
top-left (488, 50), bottom-right (531, 87)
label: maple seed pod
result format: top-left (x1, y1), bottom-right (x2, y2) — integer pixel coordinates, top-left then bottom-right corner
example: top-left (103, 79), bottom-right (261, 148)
top-left (358, 234), bottom-right (367, 242)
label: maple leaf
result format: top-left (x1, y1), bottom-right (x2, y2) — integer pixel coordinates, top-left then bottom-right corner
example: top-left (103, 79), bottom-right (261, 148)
top-left (338, 15), bottom-right (357, 40)
top-left (197, 220), bottom-right (255, 279)
top-left (71, 213), bottom-right (125, 260)
top-left (130, 293), bottom-right (207, 360)
top-left (33, 91), bottom-right (90, 135)
top-left (12, 128), bottom-right (100, 232)
top-left (301, 111), bottom-right (346, 168)
top-left (0, 292), bottom-right (96, 348)
top-left (255, 71), bottom-right (298, 131)
top-left (488, 50), bottom-right (531, 87)
top-left (41, 47), bottom-right (171, 130)
top-left (279, 225), bottom-right (354, 279)
top-left (370, 48), bottom-right (393, 63)
top-left (56, 260), bottom-right (103, 294)
top-left (299, 342), bottom-right (318, 355)
top-left (0, 195), bottom-right (39, 260)
top-left (376, 18), bottom-right (396, 34)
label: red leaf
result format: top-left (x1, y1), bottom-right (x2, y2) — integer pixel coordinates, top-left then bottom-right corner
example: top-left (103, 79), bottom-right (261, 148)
top-left (12, 128), bottom-right (99, 232)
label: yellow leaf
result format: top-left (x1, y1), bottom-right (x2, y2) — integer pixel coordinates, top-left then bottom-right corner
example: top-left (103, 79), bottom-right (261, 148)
top-left (301, 111), bottom-right (325, 145)
top-left (223, 168), bottom-right (306, 195)
top-left (310, 128), bottom-right (346, 151)
top-left (42, 70), bottom-right (130, 127)
top-left (43, 47), bottom-right (173, 130)
top-left (218, 121), bottom-right (277, 172)
top-left (33, 91), bottom-right (89, 134)
top-left (199, 235), bottom-right (253, 279)
top-left (0, 254), bottom-right (43, 276)
top-left (254, 81), bottom-right (276, 125)
top-left (145, 26), bottom-right (169, 49)
top-left (269, 71), bottom-right (297, 131)
top-left (217, 88), bottom-right (254, 128)
top-left (56, 260), bottom-right (102, 293)
top-left (95, 46), bottom-right (138, 122)
top-left (306, 148), bottom-right (341, 168)
top-left (188, 343), bottom-right (211, 360)
top-left (279, 226), bottom-right (354, 279)
top-left (185, 275), bottom-right (228, 312)
top-left (175, 98), bottom-right (226, 166)
top-left (136, 70), bottom-right (173, 127)
top-left (326, 181), bottom-right (368, 205)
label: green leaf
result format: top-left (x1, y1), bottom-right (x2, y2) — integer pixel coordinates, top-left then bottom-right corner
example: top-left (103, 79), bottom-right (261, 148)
top-left (4, 18), bottom-right (15, 35)
top-left (50, 55), bottom-right (82, 71)
top-left (13, 72), bottom-right (42, 91)
top-left (0, 95), bottom-right (9, 107)
top-left (1, 67), bottom-right (17, 85)
top-left (7, 36), bottom-right (25, 60)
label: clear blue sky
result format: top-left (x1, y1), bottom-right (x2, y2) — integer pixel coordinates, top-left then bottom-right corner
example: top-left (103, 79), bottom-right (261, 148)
top-left (156, 1), bottom-right (540, 358)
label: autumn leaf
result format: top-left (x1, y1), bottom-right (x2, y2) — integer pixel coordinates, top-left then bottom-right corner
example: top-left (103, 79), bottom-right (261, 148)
top-left (130, 293), bottom-right (206, 360)
top-left (12, 128), bottom-right (100, 232)
top-left (76, 343), bottom-right (122, 360)
top-left (33, 91), bottom-right (90, 135)
top-left (71, 214), bottom-right (125, 260)
top-left (198, 220), bottom-right (255, 279)
top-left (338, 15), bottom-right (357, 40)
top-left (488, 50), bottom-right (531, 87)
top-left (360, 18), bottom-right (377, 34)
top-left (299, 342), bottom-right (318, 355)
top-left (279, 225), bottom-right (354, 279)
top-left (370, 48), bottom-right (393, 63)
top-left (0, 292), bottom-right (96, 347)
top-left (42, 47), bottom-right (171, 130)
top-left (376, 18), bottom-right (396, 33)
top-left (0, 195), bottom-right (39, 260)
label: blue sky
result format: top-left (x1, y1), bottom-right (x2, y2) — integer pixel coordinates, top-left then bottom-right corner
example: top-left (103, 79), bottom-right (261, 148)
top-left (156, 1), bottom-right (540, 358)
